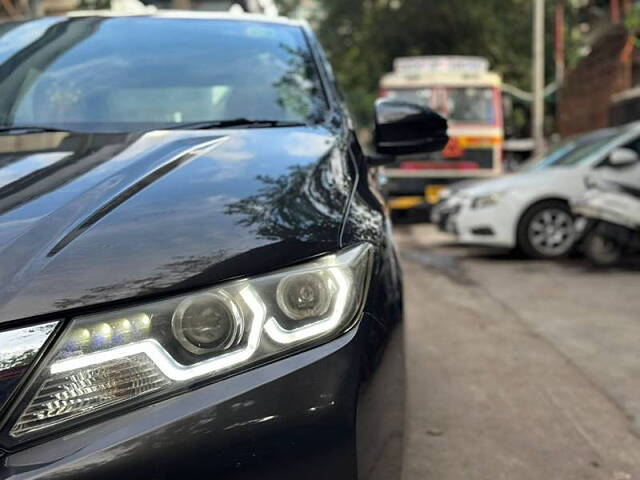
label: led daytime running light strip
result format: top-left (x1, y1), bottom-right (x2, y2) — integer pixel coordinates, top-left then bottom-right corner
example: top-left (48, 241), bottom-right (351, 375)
top-left (50, 287), bottom-right (266, 382)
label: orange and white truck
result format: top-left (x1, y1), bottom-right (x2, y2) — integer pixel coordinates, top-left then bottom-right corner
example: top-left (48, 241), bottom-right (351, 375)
top-left (379, 56), bottom-right (504, 212)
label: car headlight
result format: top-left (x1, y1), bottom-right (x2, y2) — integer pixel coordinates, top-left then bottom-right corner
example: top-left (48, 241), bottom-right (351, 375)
top-left (0, 322), bottom-right (59, 413)
top-left (4, 244), bottom-right (372, 440)
top-left (471, 191), bottom-right (508, 209)
top-left (439, 188), bottom-right (452, 201)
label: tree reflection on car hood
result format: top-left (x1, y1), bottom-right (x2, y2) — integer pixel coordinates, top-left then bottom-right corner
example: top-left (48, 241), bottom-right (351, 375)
top-left (0, 126), bottom-right (351, 322)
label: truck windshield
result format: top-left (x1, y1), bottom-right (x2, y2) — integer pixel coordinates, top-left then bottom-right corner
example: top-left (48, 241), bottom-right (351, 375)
top-left (445, 87), bottom-right (495, 124)
top-left (0, 17), bottom-right (328, 132)
top-left (387, 86), bottom-right (496, 125)
top-left (387, 88), bottom-right (434, 106)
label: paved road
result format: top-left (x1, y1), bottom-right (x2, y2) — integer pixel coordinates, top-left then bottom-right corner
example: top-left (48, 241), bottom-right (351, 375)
top-left (397, 224), bottom-right (640, 480)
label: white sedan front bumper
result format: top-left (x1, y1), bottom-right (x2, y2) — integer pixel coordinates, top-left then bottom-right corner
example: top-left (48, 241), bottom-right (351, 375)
top-left (437, 196), bottom-right (520, 249)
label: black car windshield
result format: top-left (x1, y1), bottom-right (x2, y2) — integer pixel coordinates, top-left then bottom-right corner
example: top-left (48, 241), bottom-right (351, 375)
top-left (0, 17), bottom-right (328, 132)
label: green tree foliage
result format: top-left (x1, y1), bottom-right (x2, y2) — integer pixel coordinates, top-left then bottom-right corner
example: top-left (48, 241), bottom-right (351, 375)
top-left (277, 0), bottom-right (560, 127)
top-left (275, 0), bottom-right (301, 16)
top-left (625, 1), bottom-right (640, 38)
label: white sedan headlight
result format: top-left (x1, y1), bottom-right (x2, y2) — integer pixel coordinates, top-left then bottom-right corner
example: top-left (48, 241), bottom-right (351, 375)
top-left (438, 188), bottom-right (452, 201)
top-left (471, 191), bottom-right (509, 209)
top-left (7, 244), bottom-right (372, 439)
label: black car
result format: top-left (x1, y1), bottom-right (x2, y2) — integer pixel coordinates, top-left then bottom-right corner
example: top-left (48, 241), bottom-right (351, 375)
top-left (0, 13), bottom-right (446, 480)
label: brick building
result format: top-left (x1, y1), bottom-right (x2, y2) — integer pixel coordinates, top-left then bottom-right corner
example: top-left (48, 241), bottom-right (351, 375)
top-left (557, 25), bottom-right (638, 137)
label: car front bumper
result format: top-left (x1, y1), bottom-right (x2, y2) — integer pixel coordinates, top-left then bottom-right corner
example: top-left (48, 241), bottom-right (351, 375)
top-left (436, 200), bottom-right (518, 249)
top-left (0, 313), bottom-right (405, 480)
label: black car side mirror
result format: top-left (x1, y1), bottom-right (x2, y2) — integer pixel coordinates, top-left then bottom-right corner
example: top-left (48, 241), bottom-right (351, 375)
top-left (373, 99), bottom-right (449, 160)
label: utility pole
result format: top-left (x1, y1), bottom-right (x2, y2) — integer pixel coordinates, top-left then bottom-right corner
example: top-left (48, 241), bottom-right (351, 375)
top-left (611, 0), bottom-right (621, 23)
top-left (171, 0), bottom-right (191, 9)
top-left (532, 0), bottom-right (545, 157)
top-left (555, 0), bottom-right (565, 86)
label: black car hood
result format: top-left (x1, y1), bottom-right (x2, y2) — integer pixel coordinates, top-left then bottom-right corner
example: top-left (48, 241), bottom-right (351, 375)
top-left (0, 126), bottom-right (351, 322)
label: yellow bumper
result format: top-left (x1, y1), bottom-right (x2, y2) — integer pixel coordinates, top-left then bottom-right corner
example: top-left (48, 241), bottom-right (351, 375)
top-left (388, 196), bottom-right (424, 210)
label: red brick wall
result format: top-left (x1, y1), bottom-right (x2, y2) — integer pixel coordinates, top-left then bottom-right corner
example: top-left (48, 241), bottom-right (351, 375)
top-left (557, 26), bottom-right (633, 137)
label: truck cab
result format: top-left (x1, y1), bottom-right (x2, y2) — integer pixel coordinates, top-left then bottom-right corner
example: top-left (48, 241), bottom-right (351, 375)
top-left (379, 56), bottom-right (504, 213)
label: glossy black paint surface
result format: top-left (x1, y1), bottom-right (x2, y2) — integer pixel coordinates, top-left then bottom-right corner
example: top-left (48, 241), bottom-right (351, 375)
top-left (0, 320), bottom-right (405, 480)
top-left (0, 127), bottom-right (350, 322)
top-left (0, 15), bottom-right (405, 480)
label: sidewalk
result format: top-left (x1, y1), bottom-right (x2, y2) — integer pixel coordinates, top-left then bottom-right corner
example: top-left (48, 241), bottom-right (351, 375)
top-left (398, 225), bottom-right (640, 480)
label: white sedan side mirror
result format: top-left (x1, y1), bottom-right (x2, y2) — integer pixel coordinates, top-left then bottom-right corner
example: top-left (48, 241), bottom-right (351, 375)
top-left (609, 147), bottom-right (639, 167)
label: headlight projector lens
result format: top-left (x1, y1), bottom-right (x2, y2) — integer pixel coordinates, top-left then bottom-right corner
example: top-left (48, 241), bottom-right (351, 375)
top-left (172, 293), bottom-right (244, 355)
top-left (276, 272), bottom-right (333, 321)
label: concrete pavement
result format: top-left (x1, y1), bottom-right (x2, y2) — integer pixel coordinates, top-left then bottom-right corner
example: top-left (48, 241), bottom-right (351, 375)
top-left (398, 224), bottom-right (640, 480)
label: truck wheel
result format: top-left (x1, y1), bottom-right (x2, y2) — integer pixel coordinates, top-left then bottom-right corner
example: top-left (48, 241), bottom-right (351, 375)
top-left (583, 226), bottom-right (623, 267)
top-left (517, 200), bottom-right (576, 259)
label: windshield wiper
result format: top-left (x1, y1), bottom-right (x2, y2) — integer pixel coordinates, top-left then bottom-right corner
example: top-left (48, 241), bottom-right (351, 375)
top-left (164, 119), bottom-right (308, 130)
top-left (0, 125), bottom-right (72, 134)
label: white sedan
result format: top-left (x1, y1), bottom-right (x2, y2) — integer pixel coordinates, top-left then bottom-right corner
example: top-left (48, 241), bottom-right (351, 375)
top-left (434, 123), bottom-right (640, 258)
